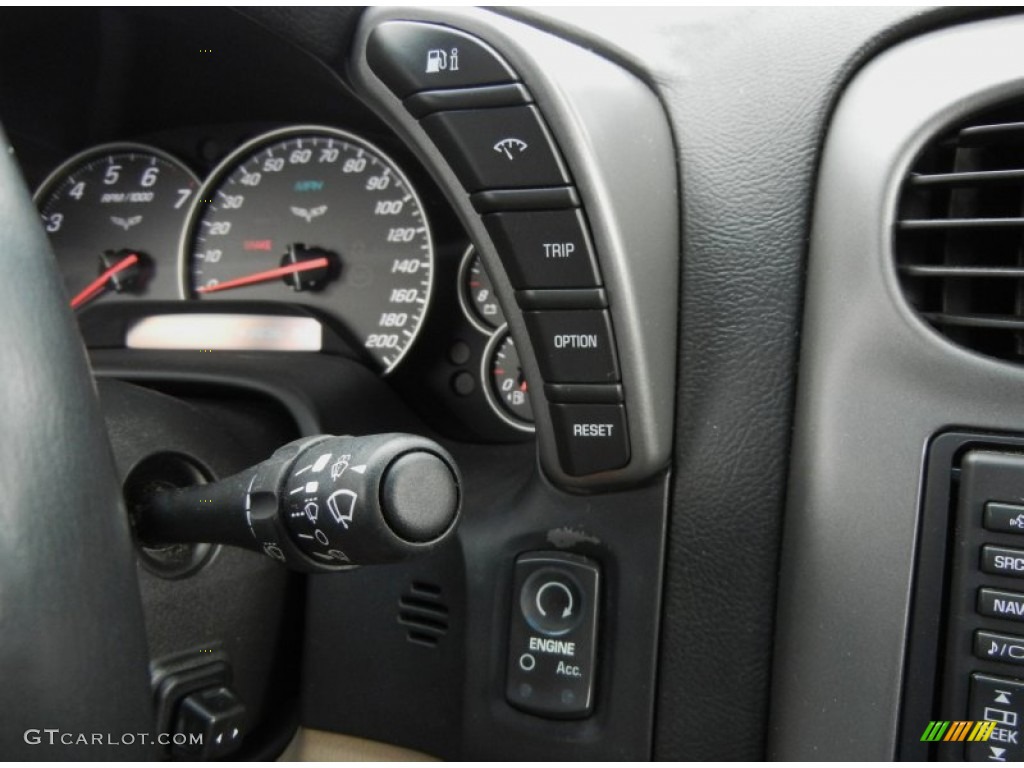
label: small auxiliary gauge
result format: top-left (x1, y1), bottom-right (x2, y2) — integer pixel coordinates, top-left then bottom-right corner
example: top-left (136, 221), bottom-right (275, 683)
top-left (458, 245), bottom-right (505, 333)
top-left (482, 326), bottom-right (534, 432)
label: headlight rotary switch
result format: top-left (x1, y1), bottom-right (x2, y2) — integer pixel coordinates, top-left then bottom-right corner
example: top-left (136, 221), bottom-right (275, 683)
top-left (137, 434), bottom-right (461, 572)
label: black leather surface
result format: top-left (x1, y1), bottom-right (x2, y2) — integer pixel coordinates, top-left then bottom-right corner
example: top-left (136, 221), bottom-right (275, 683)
top-left (509, 5), bottom-right (1003, 760)
top-left (236, 5), bottom-right (363, 73)
top-left (0, 127), bottom-right (154, 757)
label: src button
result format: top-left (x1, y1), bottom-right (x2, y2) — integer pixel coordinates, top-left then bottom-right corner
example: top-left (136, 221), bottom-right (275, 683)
top-left (982, 545), bottom-right (1024, 579)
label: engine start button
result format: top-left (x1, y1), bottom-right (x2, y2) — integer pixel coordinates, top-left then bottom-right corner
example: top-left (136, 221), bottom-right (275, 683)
top-left (520, 567), bottom-right (585, 637)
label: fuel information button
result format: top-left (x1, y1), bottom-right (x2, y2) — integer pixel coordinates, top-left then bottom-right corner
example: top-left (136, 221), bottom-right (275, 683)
top-left (366, 22), bottom-right (519, 98)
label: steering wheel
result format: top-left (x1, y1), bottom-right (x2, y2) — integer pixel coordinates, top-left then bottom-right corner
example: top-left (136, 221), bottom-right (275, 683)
top-left (0, 126), bottom-right (156, 758)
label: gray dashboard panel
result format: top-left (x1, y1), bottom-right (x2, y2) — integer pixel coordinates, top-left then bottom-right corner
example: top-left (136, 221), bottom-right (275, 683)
top-left (770, 15), bottom-right (1024, 760)
top-left (348, 7), bottom-right (679, 491)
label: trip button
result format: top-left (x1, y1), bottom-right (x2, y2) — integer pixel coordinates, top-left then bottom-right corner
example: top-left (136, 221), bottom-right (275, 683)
top-left (483, 209), bottom-right (600, 289)
top-left (979, 588), bottom-right (1024, 622)
top-left (422, 106), bottom-right (569, 191)
top-left (967, 674), bottom-right (1024, 762)
top-left (366, 22), bottom-right (518, 98)
top-left (523, 310), bottom-right (619, 384)
top-left (549, 403), bottom-right (630, 476)
top-left (983, 546), bottom-right (1024, 579)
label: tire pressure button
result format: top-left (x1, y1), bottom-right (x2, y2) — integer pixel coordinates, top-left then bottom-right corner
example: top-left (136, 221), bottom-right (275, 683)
top-left (506, 552), bottom-right (599, 719)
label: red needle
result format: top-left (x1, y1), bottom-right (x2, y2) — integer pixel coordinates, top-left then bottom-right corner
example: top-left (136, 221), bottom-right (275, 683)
top-left (70, 252), bottom-right (140, 309)
top-left (197, 257), bottom-right (330, 294)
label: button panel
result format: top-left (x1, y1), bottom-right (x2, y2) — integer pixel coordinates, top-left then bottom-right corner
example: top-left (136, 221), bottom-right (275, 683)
top-left (422, 107), bottom-right (569, 191)
top-left (506, 552), bottom-right (599, 719)
top-left (934, 450), bottom-right (1024, 759)
top-left (360, 17), bottom-right (651, 480)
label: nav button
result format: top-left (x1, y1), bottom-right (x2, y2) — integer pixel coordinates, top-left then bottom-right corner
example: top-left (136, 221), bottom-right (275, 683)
top-left (549, 403), bottom-right (630, 476)
top-left (979, 588), bottom-right (1024, 623)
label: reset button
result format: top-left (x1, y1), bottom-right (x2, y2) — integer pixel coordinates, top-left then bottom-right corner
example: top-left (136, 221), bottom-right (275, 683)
top-left (549, 403), bottom-right (630, 476)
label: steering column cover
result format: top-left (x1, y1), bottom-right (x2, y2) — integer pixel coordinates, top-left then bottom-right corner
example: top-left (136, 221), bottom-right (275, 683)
top-left (0, 129), bottom-right (155, 758)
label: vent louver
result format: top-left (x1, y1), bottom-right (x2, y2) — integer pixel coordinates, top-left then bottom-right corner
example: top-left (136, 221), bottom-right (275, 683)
top-left (896, 103), bottom-right (1024, 363)
top-left (397, 581), bottom-right (448, 648)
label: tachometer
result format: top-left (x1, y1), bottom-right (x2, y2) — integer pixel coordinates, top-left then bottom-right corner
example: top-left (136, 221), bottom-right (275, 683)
top-left (34, 143), bottom-right (198, 308)
top-left (182, 126), bottom-right (433, 373)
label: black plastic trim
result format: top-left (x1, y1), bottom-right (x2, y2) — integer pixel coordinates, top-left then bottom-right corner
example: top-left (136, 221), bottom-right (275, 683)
top-left (516, 288), bottom-right (608, 311)
top-left (406, 83), bottom-right (532, 118)
top-left (544, 383), bottom-right (624, 405)
top-left (470, 187), bottom-right (580, 213)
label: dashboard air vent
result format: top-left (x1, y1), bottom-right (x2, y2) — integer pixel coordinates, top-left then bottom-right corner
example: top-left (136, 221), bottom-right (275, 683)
top-left (398, 581), bottom-right (449, 648)
top-left (896, 103), bottom-right (1024, 363)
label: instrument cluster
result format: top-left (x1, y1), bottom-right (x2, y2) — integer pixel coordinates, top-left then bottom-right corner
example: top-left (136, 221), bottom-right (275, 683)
top-left (33, 124), bottom-right (533, 440)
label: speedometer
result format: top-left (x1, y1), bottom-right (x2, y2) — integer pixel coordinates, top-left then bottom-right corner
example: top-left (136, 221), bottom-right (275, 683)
top-left (182, 126), bottom-right (433, 373)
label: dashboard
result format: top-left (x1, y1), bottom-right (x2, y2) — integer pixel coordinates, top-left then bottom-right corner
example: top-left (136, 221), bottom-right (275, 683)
top-left (7, 9), bottom-right (535, 447)
top-left (4, 5), bottom-right (1024, 762)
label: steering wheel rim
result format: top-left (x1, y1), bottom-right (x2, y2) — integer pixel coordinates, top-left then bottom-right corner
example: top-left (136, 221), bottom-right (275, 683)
top-left (0, 126), bottom-right (155, 758)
